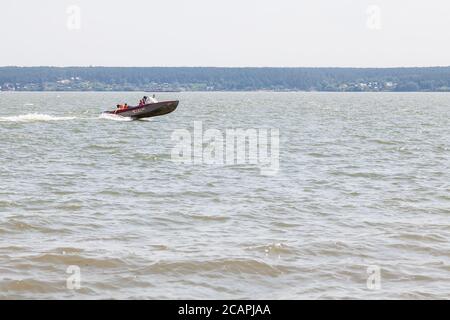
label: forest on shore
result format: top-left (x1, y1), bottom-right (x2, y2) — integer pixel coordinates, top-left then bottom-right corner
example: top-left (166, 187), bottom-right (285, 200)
top-left (1, 66), bottom-right (450, 92)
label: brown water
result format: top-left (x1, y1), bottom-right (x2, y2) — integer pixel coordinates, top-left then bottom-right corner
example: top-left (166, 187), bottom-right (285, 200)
top-left (0, 92), bottom-right (449, 299)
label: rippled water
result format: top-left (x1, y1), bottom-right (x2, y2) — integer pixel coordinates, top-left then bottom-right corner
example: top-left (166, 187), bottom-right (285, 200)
top-left (0, 92), bottom-right (449, 299)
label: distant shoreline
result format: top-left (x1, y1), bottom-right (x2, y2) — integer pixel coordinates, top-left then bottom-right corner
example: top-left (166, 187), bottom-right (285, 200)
top-left (1, 66), bottom-right (450, 92)
top-left (1, 90), bottom-right (449, 93)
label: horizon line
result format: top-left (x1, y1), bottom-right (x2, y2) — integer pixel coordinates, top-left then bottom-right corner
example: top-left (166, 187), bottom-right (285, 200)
top-left (2, 65), bottom-right (450, 69)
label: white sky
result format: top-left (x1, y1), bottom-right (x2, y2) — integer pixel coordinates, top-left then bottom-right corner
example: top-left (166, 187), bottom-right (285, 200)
top-left (1, 0), bottom-right (449, 67)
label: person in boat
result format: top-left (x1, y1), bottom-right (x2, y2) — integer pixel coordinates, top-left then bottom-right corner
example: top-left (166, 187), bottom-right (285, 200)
top-left (139, 99), bottom-right (145, 107)
top-left (142, 95), bottom-right (158, 104)
top-left (116, 103), bottom-right (128, 109)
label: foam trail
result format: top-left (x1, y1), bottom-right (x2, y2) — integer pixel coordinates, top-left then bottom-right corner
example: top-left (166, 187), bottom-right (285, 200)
top-left (0, 113), bottom-right (76, 122)
top-left (99, 113), bottom-right (133, 122)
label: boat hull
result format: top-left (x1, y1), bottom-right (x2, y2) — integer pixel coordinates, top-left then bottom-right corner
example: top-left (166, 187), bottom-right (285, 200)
top-left (103, 100), bottom-right (179, 119)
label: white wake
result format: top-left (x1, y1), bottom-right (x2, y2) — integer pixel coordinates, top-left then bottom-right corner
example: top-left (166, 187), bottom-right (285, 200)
top-left (98, 113), bottom-right (133, 122)
top-left (0, 113), bottom-right (76, 122)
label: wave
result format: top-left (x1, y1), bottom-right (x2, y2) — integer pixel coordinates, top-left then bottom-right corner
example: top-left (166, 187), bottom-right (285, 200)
top-left (139, 258), bottom-right (294, 276)
top-left (98, 113), bottom-right (133, 122)
top-left (0, 113), bottom-right (75, 122)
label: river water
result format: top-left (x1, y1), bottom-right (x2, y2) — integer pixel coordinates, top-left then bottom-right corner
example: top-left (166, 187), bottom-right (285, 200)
top-left (0, 92), bottom-right (449, 299)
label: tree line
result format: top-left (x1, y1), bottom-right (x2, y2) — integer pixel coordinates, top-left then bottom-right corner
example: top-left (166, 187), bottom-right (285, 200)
top-left (1, 66), bottom-right (449, 91)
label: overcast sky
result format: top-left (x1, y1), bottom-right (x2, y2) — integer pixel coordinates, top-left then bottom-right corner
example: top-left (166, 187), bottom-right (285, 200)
top-left (1, 0), bottom-right (449, 67)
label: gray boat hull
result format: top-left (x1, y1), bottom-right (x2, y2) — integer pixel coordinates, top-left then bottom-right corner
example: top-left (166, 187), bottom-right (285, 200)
top-left (103, 100), bottom-right (179, 119)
